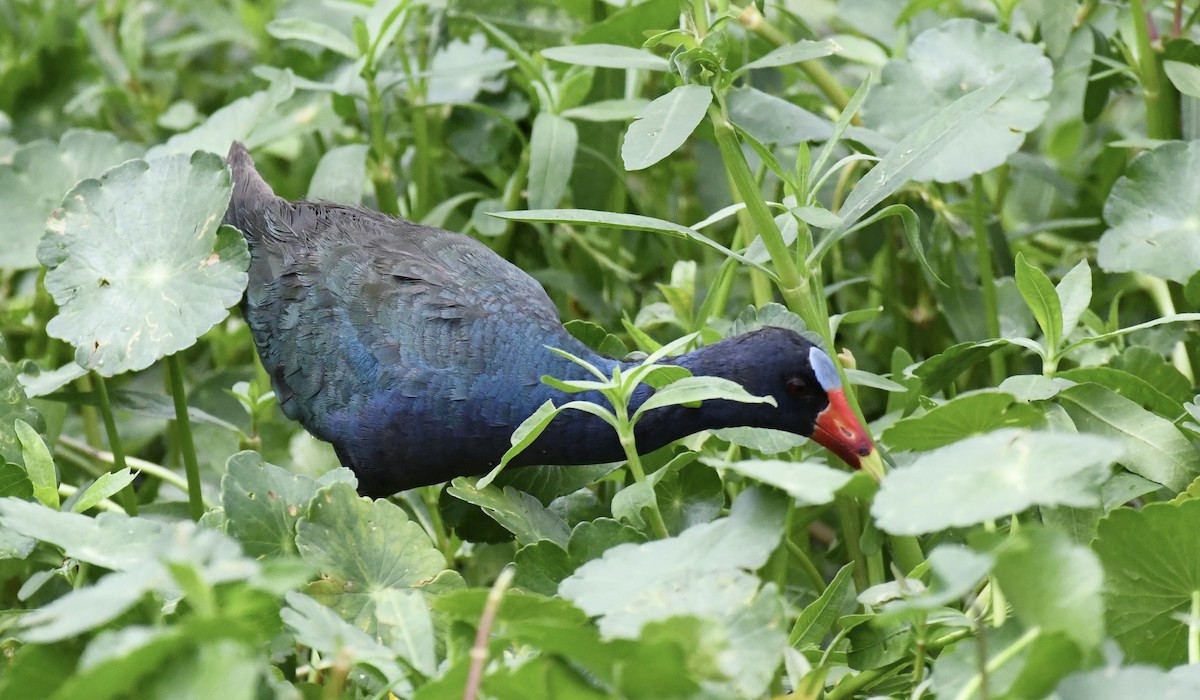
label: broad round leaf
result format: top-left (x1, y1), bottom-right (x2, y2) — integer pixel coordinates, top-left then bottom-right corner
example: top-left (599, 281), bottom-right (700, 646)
top-left (872, 429), bottom-right (1122, 535)
top-left (0, 129), bottom-right (142, 270)
top-left (295, 482), bottom-right (451, 630)
top-left (862, 19), bottom-right (1052, 182)
top-left (1098, 140), bottom-right (1200, 283)
top-left (559, 487), bottom-right (786, 638)
top-left (1094, 500), bottom-right (1200, 666)
top-left (38, 152), bottom-right (248, 376)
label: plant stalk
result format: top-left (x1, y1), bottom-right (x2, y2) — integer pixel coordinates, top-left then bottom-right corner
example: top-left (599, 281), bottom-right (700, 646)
top-left (971, 176), bottom-right (1005, 386)
top-left (1129, 0), bottom-right (1179, 139)
top-left (166, 354), bottom-right (204, 521)
top-left (90, 372), bottom-right (137, 515)
top-left (952, 627), bottom-right (1041, 700)
top-left (464, 566), bottom-right (515, 700)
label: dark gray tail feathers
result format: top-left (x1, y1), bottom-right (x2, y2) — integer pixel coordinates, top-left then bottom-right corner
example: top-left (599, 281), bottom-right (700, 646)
top-left (223, 141), bottom-right (278, 238)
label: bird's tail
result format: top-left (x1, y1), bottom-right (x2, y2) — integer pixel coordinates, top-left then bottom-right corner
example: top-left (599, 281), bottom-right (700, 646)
top-left (224, 141), bottom-right (280, 242)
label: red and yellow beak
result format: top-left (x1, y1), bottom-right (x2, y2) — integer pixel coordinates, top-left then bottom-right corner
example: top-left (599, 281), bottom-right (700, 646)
top-left (811, 388), bottom-right (879, 476)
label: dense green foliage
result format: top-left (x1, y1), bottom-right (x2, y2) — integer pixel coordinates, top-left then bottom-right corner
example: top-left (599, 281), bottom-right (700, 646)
top-left (4, 0), bottom-right (1200, 697)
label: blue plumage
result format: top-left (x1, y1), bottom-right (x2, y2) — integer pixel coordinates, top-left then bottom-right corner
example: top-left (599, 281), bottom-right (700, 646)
top-left (224, 143), bottom-right (874, 497)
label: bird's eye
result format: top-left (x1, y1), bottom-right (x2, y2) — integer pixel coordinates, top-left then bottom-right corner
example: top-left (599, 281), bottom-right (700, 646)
top-left (786, 377), bottom-right (809, 398)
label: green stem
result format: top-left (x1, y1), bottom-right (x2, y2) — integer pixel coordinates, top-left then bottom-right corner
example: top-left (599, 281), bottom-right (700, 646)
top-left (56, 436), bottom-right (208, 506)
top-left (365, 74), bottom-right (400, 216)
top-left (890, 535), bottom-right (925, 577)
top-left (824, 662), bottom-right (904, 700)
top-left (76, 376), bottom-right (105, 448)
top-left (952, 627), bottom-right (1041, 700)
top-left (689, 0), bottom-right (708, 39)
top-left (90, 372), bottom-right (137, 515)
top-left (410, 103), bottom-right (435, 220)
top-left (835, 495), bottom-right (869, 591)
top-left (913, 616), bottom-right (928, 685)
top-left (1130, 0), bottom-right (1179, 139)
top-left (708, 104), bottom-right (813, 323)
top-left (166, 354), bottom-right (204, 521)
top-left (617, 418), bottom-right (670, 540)
top-left (786, 538), bottom-right (827, 593)
top-left (1139, 273), bottom-right (1194, 382)
top-left (57, 483), bottom-right (123, 513)
top-left (971, 176), bottom-right (1004, 387)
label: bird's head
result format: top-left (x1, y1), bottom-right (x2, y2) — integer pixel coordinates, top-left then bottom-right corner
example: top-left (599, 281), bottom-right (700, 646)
top-left (709, 327), bottom-right (876, 470)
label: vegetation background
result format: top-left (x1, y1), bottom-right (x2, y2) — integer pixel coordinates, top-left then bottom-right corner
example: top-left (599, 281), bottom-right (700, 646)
top-left (2, 0), bottom-right (1200, 698)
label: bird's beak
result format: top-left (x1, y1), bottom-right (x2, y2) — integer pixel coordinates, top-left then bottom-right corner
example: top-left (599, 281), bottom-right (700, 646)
top-left (812, 388), bottom-right (879, 477)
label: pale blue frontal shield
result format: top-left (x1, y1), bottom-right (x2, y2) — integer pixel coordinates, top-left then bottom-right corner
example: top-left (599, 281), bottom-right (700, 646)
top-left (809, 346), bottom-right (842, 391)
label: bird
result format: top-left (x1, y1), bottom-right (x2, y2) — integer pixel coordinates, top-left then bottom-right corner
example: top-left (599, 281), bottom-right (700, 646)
top-left (222, 142), bottom-right (876, 498)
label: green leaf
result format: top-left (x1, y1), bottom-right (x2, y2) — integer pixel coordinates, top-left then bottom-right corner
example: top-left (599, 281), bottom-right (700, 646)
top-left (790, 563), bottom-right (856, 647)
top-left (633, 375), bottom-right (774, 418)
top-left (1015, 252), bottom-right (1063, 353)
top-left (710, 427), bottom-right (808, 455)
top-left (717, 459), bottom-right (852, 506)
top-left (654, 460), bottom-right (723, 535)
top-left (495, 462), bottom-right (622, 506)
top-left (426, 34), bottom-right (510, 106)
top-left (542, 44), bottom-right (670, 71)
top-left (1094, 500), bottom-right (1200, 666)
top-left (71, 468), bottom-right (135, 513)
top-left (1165, 60), bottom-right (1200, 98)
top-left (493, 208), bottom-right (771, 273)
top-left (20, 566), bottom-right (161, 643)
top-left (562, 98), bottom-right (651, 122)
top-left (281, 591), bottom-right (406, 684)
top-left (862, 18), bottom-right (1051, 182)
top-left (1057, 259), bottom-right (1092, 339)
top-left (147, 75), bottom-right (297, 158)
top-left (0, 129), bottom-right (142, 269)
top-left (736, 39), bottom-right (839, 74)
top-left (266, 17), bottom-right (359, 57)
top-left (513, 541), bottom-right (573, 595)
top-left (621, 85), bottom-right (712, 171)
top-left (447, 477), bottom-right (571, 547)
top-left (221, 451), bottom-right (327, 558)
top-left (307, 144), bottom-right (368, 206)
top-left (15, 420), bottom-right (57, 509)
top-left (881, 391), bottom-right (1043, 452)
top-left (560, 487), bottom-right (787, 637)
top-left (527, 112), bottom-right (578, 210)
top-left (568, 517), bottom-right (649, 566)
top-left (870, 545), bottom-right (992, 617)
top-left (0, 498), bottom-right (163, 570)
top-left (992, 526), bottom-right (1104, 651)
top-left (1097, 141), bottom-right (1200, 282)
top-left (0, 462), bottom-right (34, 500)
top-left (0, 359), bottom-right (46, 473)
top-left (871, 429), bottom-right (1122, 535)
top-left (39, 152), bottom-right (248, 376)
top-left (295, 482), bottom-right (450, 630)
top-left (1064, 312), bottom-right (1200, 353)
top-left (1058, 367), bottom-right (1186, 420)
top-left (1057, 383), bottom-right (1200, 492)
top-left (1057, 663), bottom-right (1200, 699)
top-left (727, 87), bottom-right (841, 147)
